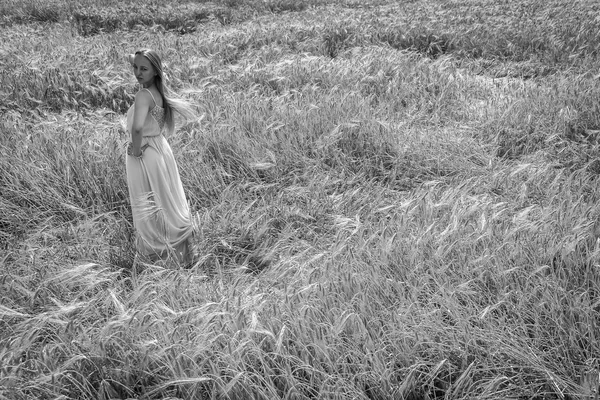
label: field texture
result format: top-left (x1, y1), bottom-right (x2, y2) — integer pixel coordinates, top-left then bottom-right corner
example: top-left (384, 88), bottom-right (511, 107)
top-left (2, 0), bottom-right (600, 398)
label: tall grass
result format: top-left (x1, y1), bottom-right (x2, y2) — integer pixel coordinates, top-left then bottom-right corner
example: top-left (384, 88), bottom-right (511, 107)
top-left (2, 0), bottom-right (600, 398)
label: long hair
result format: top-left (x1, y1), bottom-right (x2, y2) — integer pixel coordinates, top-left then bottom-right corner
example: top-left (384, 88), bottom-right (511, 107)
top-left (134, 49), bottom-right (195, 135)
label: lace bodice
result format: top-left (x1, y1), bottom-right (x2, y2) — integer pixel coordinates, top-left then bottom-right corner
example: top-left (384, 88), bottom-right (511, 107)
top-left (150, 106), bottom-right (165, 131)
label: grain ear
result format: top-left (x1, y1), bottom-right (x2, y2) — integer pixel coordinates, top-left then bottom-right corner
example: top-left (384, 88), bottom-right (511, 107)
top-left (580, 368), bottom-right (600, 400)
top-left (593, 217), bottom-right (600, 239)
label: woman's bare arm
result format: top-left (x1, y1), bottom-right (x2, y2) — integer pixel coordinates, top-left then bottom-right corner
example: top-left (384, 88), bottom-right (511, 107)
top-left (130, 90), bottom-right (153, 156)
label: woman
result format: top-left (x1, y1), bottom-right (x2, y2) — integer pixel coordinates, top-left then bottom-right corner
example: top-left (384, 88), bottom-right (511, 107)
top-left (125, 49), bottom-right (195, 266)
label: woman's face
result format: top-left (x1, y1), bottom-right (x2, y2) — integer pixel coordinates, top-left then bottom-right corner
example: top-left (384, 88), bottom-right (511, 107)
top-left (132, 54), bottom-right (156, 87)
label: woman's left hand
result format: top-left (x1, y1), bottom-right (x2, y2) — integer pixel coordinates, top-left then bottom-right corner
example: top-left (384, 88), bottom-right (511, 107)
top-left (127, 142), bottom-right (149, 158)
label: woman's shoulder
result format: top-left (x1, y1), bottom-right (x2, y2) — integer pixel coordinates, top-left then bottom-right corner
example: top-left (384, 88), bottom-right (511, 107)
top-left (135, 88), bottom-right (162, 108)
top-left (134, 88), bottom-right (154, 106)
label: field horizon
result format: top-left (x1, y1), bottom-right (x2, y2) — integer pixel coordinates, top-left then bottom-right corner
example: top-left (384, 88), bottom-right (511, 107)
top-left (2, 0), bottom-right (600, 399)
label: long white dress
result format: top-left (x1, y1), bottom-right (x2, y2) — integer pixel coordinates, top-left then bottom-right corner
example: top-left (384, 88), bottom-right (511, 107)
top-left (125, 90), bottom-right (193, 264)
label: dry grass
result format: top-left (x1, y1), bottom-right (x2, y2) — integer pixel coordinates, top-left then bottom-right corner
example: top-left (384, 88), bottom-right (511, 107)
top-left (2, 0), bottom-right (600, 398)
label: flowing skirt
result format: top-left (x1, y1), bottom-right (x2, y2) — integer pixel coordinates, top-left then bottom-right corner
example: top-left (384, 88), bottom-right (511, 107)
top-left (126, 134), bottom-right (193, 265)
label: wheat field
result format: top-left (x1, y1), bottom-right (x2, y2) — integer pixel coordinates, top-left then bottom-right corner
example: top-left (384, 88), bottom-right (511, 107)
top-left (2, 0), bottom-right (600, 399)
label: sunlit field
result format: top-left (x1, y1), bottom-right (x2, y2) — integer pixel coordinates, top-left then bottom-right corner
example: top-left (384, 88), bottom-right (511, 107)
top-left (2, 0), bottom-right (600, 398)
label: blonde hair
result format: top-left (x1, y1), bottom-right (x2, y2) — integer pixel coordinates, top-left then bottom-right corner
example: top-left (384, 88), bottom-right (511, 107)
top-left (134, 49), bottom-right (195, 135)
